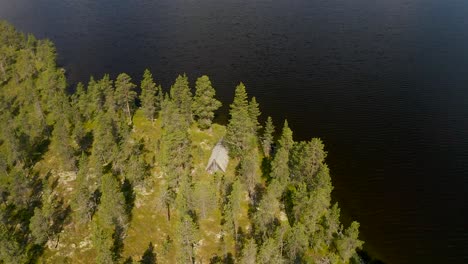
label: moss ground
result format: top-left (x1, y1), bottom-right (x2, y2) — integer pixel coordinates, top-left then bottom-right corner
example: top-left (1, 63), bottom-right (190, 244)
top-left (40, 110), bottom-right (254, 263)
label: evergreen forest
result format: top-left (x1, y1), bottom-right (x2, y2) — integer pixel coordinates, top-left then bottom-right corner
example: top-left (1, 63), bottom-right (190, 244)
top-left (0, 21), bottom-right (363, 264)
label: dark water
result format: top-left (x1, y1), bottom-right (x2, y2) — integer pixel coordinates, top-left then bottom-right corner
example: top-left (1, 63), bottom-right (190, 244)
top-left (1, 0), bottom-right (468, 262)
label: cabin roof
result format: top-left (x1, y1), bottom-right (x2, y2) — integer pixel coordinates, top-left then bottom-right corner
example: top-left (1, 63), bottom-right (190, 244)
top-left (206, 142), bottom-right (229, 173)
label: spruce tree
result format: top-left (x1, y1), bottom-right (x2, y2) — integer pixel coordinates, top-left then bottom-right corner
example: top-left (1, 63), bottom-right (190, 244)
top-left (192, 75), bottom-right (222, 129)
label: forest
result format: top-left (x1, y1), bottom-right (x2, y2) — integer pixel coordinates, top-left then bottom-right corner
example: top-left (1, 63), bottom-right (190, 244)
top-left (0, 21), bottom-right (363, 263)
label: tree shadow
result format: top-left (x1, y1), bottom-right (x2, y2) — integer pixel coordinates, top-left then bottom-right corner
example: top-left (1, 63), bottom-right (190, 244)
top-left (90, 188), bottom-right (101, 220)
top-left (209, 252), bottom-right (234, 264)
top-left (356, 250), bottom-right (386, 264)
top-left (235, 227), bottom-right (247, 259)
top-left (140, 242), bottom-right (157, 264)
top-left (112, 224), bottom-right (125, 262)
top-left (123, 256), bottom-right (133, 264)
top-left (121, 178), bottom-right (135, 220)
top-left (260, 156), bottom-right (272, 182)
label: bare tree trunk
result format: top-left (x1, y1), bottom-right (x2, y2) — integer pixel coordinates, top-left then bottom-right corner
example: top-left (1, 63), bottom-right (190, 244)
top-left (166, 204), bottom-right (171, 221)
top-left (126, 101), bottom-right (132, 124)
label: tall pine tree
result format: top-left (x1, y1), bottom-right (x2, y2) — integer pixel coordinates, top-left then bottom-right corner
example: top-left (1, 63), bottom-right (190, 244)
top-left (114, 73), bottom-right (137, 124)
top-left (170, 74), bottom-right (192, 125)
top-left (140, 69), bottom-right (161, 121)
top-left (225, 83), bottom-right (254, 157)
top-left (192, 75), bottom-right (221, 129)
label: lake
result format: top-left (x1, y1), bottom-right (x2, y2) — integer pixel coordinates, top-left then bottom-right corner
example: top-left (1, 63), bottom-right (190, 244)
top-left (1, 0), bottom-right (467, 262)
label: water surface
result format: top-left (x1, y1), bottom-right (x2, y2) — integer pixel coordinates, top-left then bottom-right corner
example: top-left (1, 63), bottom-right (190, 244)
top-left (1, 0), bottom-right (468, 262)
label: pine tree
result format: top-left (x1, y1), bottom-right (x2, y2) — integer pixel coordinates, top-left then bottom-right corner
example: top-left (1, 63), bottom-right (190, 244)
top-left (270, 147), bottom-right (290, 187)
top-left (90, 112), bottom-right (119, 170)
top-left (223, 179), bottom-right (242, 241)
top-left (88, 75), bottom-right (112, 117)
top-left (170, 74), bottom-right (192, 125)
top-left (257, 237), bottom-right (284, 264)
top-left (72, 154), bottom-right (95, 224)
top-left (192, 75), bottom-right (222, 129)
top-left (278, 120), bottom-right (294, 152)
top-left (175, 214), bottom-right (199, 263)
top-left (193, 179), bottom-right (218, 219)
top-left (115, 73), bottom-right (137, 124)
top-left (29, 182), bottom-right (60, 245)
top-left (160, 98), bottom-right (192, 191)
top-left (49, 114), bottom-right (75, 171)
top-left (225, 83), bottom-right (254, 157)
top-left (140, 69), bottom-right (161, 121)
top-left (334, 222), bottom-right (363, 262)
top-left (240, 239), bottom-right (257, 264)
top-left (239, 153), bottom-right (259, 201)
top-left (253, 182), bottom-right (280, 238)
top-left (248, 96), bottom-right (261, 133)
top-left (98, 173), bottom-right (128, 228)
top-left (261, 116), bottom-right (275, 157)
top-left (92, 215), bottom-right (115, 264)
top-left (289, 138), bottom-right (327, 186)
top-left (285, 223), bottom-right (308, 261)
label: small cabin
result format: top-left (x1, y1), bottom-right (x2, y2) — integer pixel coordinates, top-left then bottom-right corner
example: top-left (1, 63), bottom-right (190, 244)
top-left (206, 142), bottom-right (229, 174)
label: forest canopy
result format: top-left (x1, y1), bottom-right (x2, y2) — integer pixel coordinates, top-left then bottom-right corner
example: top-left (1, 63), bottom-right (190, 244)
top-left (0, 21), bottom-right (363, 263)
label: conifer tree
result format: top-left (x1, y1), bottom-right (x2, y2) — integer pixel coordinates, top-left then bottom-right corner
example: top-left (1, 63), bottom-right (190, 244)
top-left (290, 138), bottom-right (326, 186)
top-left (92, 215), bottom-right (115, 264)
top-left (175, 214), bottom-right (199, 263)
top-left (140, 69), bottom-right (161, 121)
top-left (278, 120), bottom-right (294, 151)
top-left (90, 112), bottom-right (118, 170)
top-left (160, 98), bottom-right (192, 190)
top-left (29, 182), bottom-right (60, 245)
top-left (88, 75), bottom-right (112, 117)
top-left (240, 239), bottom-right (257, 264)
top-left (257, 237), bottom-right (284, 264)
top-left (223, 179), bottom-right (242, 241)
top-left (98, 173), bottom-right (128, 228)
top-left (285, 223), bottom-right (308, 261)
top-left (269, 120), bottom-right (293, 187)
top-left (71, 82), bottom-right (89, 118)
top-left (225, 83), bottom-right (254, 157)
top-left (334, 222), bottom-right (363, 262)
top-left (115, 73), bottom-right (137, 124)
top-left (49, 114), bottom-right (75, 171)
top-left (193, 179), bottom-right (218, 219)
top-left (248, 96), bottom-right (261, 133)
top-left (253, 182), bottom-right (280, 238)
top-left (170, 74), bottom-right (192, 125)
top-left (239, 153), bottom-right (259, 201)
top-left (192, 75), bottom-right (222, 129)
top-left (72, 154), bottom-right (95, 224)
top-left (261, 116), bottom-right (275, 157)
